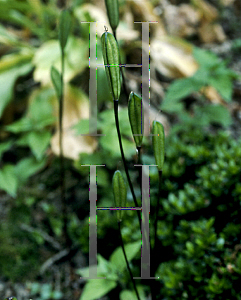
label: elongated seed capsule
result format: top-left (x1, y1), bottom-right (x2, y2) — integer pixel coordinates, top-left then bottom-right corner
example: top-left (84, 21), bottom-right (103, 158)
top-left (152, 121), bottom-right (165, 171)
top-left (128, 92), bottom-right (144, 148)
top-left (105, 0), bottom-right (119, 31)
top-left (59, 9), bottom-right (71, 51)
top-left (101, 31), bottom-right (121, 101)
top-left (112, 170), bottom-right (127, 221)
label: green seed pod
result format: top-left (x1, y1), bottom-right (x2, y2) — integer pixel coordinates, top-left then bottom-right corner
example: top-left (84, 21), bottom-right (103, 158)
top-left (101, 31), bottom-right (121, 101)
top-left (128, 92), bottom-right (144, 148)
top-left (112, 170), bottom-right (127, 221)
top-left (105, 0), bottom-right (119, 31)
top-left (152, 121), bottom-right (165, 171)
top-left (59, 9), bottom-right (71, 51)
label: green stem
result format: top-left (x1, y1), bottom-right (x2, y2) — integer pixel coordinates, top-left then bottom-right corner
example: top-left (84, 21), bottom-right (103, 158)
top-left (136, 146), bottom-right (142, 200)
top-left (118, 221), bottom-right (141, 300)
top-left (60, 49), bottom-right (69, 247)
top-left (113, 30), bottom-right (130, 104)
top-left (150, 170), bottom-right (163, 300)
top-left (114, 100), bottom-right (142, 231)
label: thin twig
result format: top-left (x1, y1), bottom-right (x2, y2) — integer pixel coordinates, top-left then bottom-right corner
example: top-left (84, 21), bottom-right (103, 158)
top-left (20, 223), bottom-right (61, 250)
top-left (60, 49), bottom-right (69, 248)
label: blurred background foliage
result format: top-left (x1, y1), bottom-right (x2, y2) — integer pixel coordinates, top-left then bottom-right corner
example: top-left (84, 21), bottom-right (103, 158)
top-left (1, 0), bottom-right (241, 299)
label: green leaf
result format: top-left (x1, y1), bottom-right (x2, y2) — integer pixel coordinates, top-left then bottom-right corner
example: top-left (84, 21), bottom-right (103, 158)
top-left (28, 131), bottom-right (51, 160)
top-left (162, 77), bottom-right (203, 112)
top-left (28, 88), bottom-right (55, 125)
top-left (77, 254), bottom-right (118, 280)
top-left (33, 37), bottom-right (88, 85)
top-left (59, 9), bottom-right (71, 50)
top-left (128, 92), bottom-right (144, 148)
top-left (120, 287), bottom-right (146, 300)
top-left (99, 108), bottom-right (134, 159)
top-left (5, 118), bottom-right (33, 133)
top-left (0, 140), bottom-right (13, 160)
top-left (193, 47), bottom-right (220, 68)
top-left (80, 279), bottom-right (117, 300)
top-left (0, 164), bottom-right (18, 197)
top-left (186, 241), bottom-right (194, 253)
top-left (72, 119), bottom-right (90, 135)
top-left (110, 240), bottom-right (141, 273)
top-left (194, 105), bottom-right (232, 127)
top-left (209, 72), bottom-right (232, 101)
top-left (0, 54), bottom-right (32, 118)
top-left (15, 156), bottom-right (46, 184)
top-left (51, 66), bottom-right (62, 100)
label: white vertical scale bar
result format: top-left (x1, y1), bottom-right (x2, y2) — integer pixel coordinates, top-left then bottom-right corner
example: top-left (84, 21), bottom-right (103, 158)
top-left (141, 22), bottom-right (150, 136)
top-left (80, 22), bottom-right (105, 137)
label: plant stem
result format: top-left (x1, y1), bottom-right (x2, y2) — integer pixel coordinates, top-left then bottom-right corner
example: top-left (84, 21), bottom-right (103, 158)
top-left (137, 146), bottom-right (142, 192)
top-left (150, 170), bottom-right (163, 300)
top-left (114, 100), bottom-right (142, 231)
top-left (118, 221), bottom-right (141, 300)
top-left (60, 49), bottom-right (69, 248)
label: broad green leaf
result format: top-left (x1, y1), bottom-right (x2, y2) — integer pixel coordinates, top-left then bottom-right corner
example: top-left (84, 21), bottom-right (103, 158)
top-left (194, 105), bottom-right (232, 127)
top-left (28, 88), bottom-right (55, 125)
top-left (15, 156), bottom-right (46, 184)
top-left (5, 118), bottom-right (33, 133)
top-left (110, 240), bottom-right (141, 273)
top-left (77, 265), bottom-right (98, 278)
top-left (99, 108), bottom-right (134, 159)
top-left (97, 254), bottom-right (119, 280)
top-left (192, 67), bottom-right (210, 86)
top-left (73, 119), bottom-right (90, 135)
top-left (162, 77), bottom-right (203, 112)
top-left (193, 47), bottom-right (220, 68)
top-left (0, 54), bottom-right (33, 117)
top-left (80, 279), bottom-right (117, 300)
top-left (51, 66), bottom-right (62, 100)
top-left (28, 130), bottom-right (51, 160)
top-left (33, 37), bottom-right (88, 85)
top-left (120, 286), bottom-right (146, 300)
top-left (59, 9), bottom-right (71, 50)
top-left (77, 254), bottom-right (118, 280)
top-left (0, 164), bottom-right (18, 197)
top-left (209, 72), bottom-right (232, 101)
top-left (0, 140), bottom-right (13, 160)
